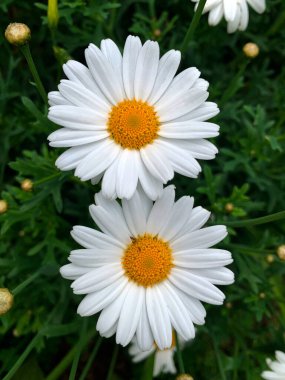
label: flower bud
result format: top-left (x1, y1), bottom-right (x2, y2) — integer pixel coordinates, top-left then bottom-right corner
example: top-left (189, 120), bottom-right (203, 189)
top-left (259, 292), bottom-right (266, 299)
top-left (277, 245), bottom-right (285, 260)
top-left (0, 200), bottom-right (8, 214)
top-left (21, 179), bottom-right (33, 192)
top-left (48, 0), bottom-right (59, 30)
top-left (266, 254), bottom-right (274, 264)
top-left (226, 302), bottom-right (233, 309)
top-left (0, 288), bottom-right (13, 315)
top-left (5, 23), bottom-right (31, 46)
top-left (243, 42), bottom-right (259, 58)
top-left (176, 375), bottom-right (194, 380)
top-left (225, 203), bottom-right (234, 213)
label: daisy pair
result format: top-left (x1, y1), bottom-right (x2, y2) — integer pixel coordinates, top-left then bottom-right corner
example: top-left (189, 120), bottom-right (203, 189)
top-left (192, 0), bottom-right (266, 33)
top-left (60, 186), bottom-right (234, 350)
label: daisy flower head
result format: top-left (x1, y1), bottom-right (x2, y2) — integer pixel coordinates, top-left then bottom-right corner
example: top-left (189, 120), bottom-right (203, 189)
top-left (261, 351), bottom-right (285, 380)
top-left (60, 186), bottom-right (234, 350)
top-left (48, 35), bottom-right (220, 200)
top-left (192, 0), bottom-right (266, 33)
top-left (129, 334), bottom-right (186, 377)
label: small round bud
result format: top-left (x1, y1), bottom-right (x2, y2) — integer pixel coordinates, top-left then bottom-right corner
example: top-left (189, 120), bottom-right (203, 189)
top-left (13, 328), bottom-right (20, 337)
top-left (259, 292), bottom-right (266, 299)
top-left (243, 42), bottom-right (259, 59)
top-left (153, 29), bottom-right (161, 37)
top-left (21, 179), bottom-right (33, 192)
top-left (0, 288), bottom-right (13, 315)
top-left (18, 230), bottom-right (25, 237)
top-left (225, 203), bottom-right (234, 213)
top-left (277, 245), bottom-right (285, 260)
top-left (176, 375), bottom-right (194, 380)
top-left (5, 23), bottom-right (31, 46)
top-left (0, 200), bottom-right (8, 214)
top-left (266, 254), bottom-right (274, 264)
top-left (226, 302), bottom-right (233, 309)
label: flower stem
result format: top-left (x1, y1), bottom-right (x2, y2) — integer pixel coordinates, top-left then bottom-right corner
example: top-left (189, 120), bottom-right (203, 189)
top-left (225, 210), bottom-right (285, 228)
top-left (180, 0), bottom-right (207, 53)
top-left (106, 344), bottom-right (119, 380)
top-left (12, 270), bottom-right (41, 296)
top-left (175, 331), bottom-right (185, 374)
top-left (78, 336), bottom-right (103, 380)
top-left (69, 319), bottom-right (88, 380)
top-left (20, 44), bottom-right (47, 104)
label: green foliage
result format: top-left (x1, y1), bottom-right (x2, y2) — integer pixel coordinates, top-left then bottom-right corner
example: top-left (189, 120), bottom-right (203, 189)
top-left (1, 0), bottom-right (285, 379)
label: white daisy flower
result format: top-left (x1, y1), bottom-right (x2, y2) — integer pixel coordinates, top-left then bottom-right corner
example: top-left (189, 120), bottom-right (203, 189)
top-left (60, 186), bottom-right (234, 350)
top-left (261, 351), bottom-right (285, 380)
top-left (192, 0), bottom-right (266, 33)
top-left (48, 35), bottom-right (220, 200)
top-left (129, 334), bottom-right (184, 377)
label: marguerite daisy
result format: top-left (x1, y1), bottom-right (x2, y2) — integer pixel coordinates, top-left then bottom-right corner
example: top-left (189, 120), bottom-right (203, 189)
top-left (192, 0), bottom-right (266, 33)
top-left (129, 334), bottom-right (186, 377)
top-left (48, 35), bottom-right (220, 200)
top-left (261, 351), bottom-right (285, 380)
top-left (60, 186), bottom-right (234, 350)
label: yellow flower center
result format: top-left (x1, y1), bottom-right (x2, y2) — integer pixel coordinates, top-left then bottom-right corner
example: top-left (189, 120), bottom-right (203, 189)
top-left (122, 234), bottom-right (173, 287)
top-left (107, 99), bottom-right (160, 149)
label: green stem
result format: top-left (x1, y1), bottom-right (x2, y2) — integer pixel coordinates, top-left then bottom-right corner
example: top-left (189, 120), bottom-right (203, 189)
top-left (20, 44), bottom-right (47, 104)
top-left (12, 270), bottom-right (41, 296)
top-left (2, 334), bottom-right (41, 380)
top-left (141, 352), bottom-right (155, 380)
top-left (220, 60), bottom-right (248, 106)
top-left (226, 210), bottom-right (285, 228)
top-left (175, 331), bottom-right (185, 374)
top-left (33, 172), bottom-right (61, 186)
top-left (212, 336), bottom-right (226, 380)
top-left (69, 319), bottom-right (88, 380)
top-left (46, 329), bottom-right (97, 380)
top-left (180, 0), bottom-right (207, 53)
top-left (46, 345), bottom-right (78, 380)
top-left (78, 336), bottom-right (103, 380)
top-left (106, 344), bottom-right (119, 380)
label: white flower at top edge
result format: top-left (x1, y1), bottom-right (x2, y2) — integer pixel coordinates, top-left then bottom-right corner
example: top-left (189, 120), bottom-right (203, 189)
top-left (47, 35), bottom-right (220, 200)
top-left (191, 0), bottom-right (266, 33)
top-left (261, 351), bottom-right (285, 380)
top-left (129, 334), bottom-right (186, 377)
top-left (60, 185), bottom-right (234, 350)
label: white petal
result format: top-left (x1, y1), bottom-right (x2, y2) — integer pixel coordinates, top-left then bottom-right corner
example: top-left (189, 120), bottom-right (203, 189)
top-left (159, 196), bottom-right (194, 241)
top-left (160, 281), bottom-right (195, 340)
top-left (60, 263), bottom-right (90, 280)
top-left (172, 225), bottom-right (228, 251)
top-left (224, 0), bottom-right (237, 21)
top-left (48, 91), bottom-right (70, 106)
top-left (134, 40), bottom-right (160, 101)
top-left (55, 143), bottom-right (98, 171)
top-left (146, 286), bottom-right (172, 349)
top-left (77, 276), bottom-right (127, 316)
top-left (239, 0), bottom-right (249, 31)
top-left (58, 80), bottom-right (110, 115)
top-left (146, 185), bottom-right (175, 235)
top-left (148, 50), bottom-right (181, 104)
top-left (159, 121), bottom-right (219, 139)
top-left (89, 204), bottom-right (131, 244)
top-left (102, 158), bottom-right (120, 199)
top-left (136, 293), bottom-right (154, 351)
top-left (169, 268), bottom-right (225, 305)
top-left (122, 188), bottom-right (149, 237)
top-left (137, 159), bottom-right (163, 201)
top-left (71, 263), bottom-right (123, 294)
top-left (140, 142), bottom-right (174, 183)
top-left (247, 0), bottom-right (266, 13)
top-left (85, 43), bottom-right (124, 104)
top-left (189, 267), bottom-right (234, 285)
top-left (48, 128), bottom-right (108, 147)
top-left (176, 206), bottom-right (211, 238)
top-left (174, 101), bottom-right (219, 122)
top-left (63, 60), bottom-right (107, 98)
top-left (175, 288), bottom-right (206, 325)
top-left (116, 285), bottom-right (144, 346)
top-left (173, 249), bottom-right (233, 269)
top-left (74, 139), bottom-right (120, 181)
top-left (100, 38), bottom-right (125, 97)
top-left (173, 138), bottom-right (218, 160)
top-left (208, 3), bottom-right (224, 25)
top-left (157, 89), bottom-right (209, 123)
top-left (122, 36), bottom-right (142, 99)
top-left (48, 105), bottom-right (106, 130)
top-left (71, 225), bottom-right (124, 249)
top-left (116, 149), bottom-right (139, 199)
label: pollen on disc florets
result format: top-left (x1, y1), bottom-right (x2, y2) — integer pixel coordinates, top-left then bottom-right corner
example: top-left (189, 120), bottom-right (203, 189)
top-left (122, 234), bottom-right (173, 287)
top-left (107, 99), bottom-right (160, 150)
